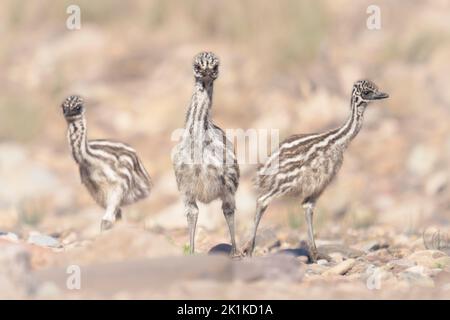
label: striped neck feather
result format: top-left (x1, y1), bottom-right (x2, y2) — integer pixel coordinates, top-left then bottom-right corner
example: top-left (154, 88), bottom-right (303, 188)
top-left (67, 116), bottom-right (90, 164)
top-left (185, 79), bottom-right (213, 137)
top-left (337, 96), bottom-right (367, 147)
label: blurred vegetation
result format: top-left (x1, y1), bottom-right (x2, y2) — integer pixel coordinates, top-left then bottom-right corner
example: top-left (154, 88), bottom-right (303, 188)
top-left (0, 97), bottom-right (42, 143)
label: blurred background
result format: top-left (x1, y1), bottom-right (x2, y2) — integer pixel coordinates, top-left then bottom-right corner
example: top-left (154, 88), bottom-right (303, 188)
top-left (0, 0), bottom-right (449, 298)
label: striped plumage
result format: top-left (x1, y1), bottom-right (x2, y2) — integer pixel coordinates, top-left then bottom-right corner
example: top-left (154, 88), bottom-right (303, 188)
top-left (244, 80), bottom-right (389, 261)
top-left (172, 52), bottom-right (240, 256)
top-left (61, 95), bottom-right (152, 231)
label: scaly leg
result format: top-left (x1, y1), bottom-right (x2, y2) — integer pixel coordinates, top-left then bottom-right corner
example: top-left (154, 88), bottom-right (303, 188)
top-left (242, 200), bottom-right (267, 257)
top-left (303, 200), bottom-right (319, 261)
top-left (221, 193), bottom-right (238, 257)
top-left (101, 188), bottom-right (122, 231)
top-left (184, 196), bottom-right (199, 254)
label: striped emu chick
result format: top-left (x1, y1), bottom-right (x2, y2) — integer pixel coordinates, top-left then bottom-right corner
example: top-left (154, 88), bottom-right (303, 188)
top-left (172, 52), bottom-right (240, 256)
top-left (61, 95), bottom-right (152, 231)
top-left (244, 80), bottom-right (389, 261)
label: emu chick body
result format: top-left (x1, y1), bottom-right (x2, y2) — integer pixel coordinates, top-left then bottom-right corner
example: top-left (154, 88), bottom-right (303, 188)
top-left (244, 80), bottom-right (389, 261)
top-left (172, 52), bottom-right (239, 255)
top-left (62, 95), bottom-right (152, 230)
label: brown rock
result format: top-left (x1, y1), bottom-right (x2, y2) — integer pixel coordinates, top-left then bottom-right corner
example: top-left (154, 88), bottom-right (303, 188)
top-left (323, 259), bottom-right (356, 276)
top-left (407, 250), bottom-right (448, 269)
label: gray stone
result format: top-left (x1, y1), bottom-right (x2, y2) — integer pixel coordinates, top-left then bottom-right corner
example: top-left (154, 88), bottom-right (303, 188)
top-left (208, 243), bottom-right (233, 256)
top-left (0, 231), bottom-right (19, 242)
top-left (276, 247), bottom-right (309, 259)
top-left (317, 259), bottom-right (329, 266)
top-left (28, 233), bottom-right (61, 248)
top-left (361, 240), bottom-right (389, 253)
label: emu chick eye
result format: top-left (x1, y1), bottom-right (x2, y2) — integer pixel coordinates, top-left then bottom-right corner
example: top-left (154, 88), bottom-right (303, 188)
top-left (362, 90), bottom-right (370, 95)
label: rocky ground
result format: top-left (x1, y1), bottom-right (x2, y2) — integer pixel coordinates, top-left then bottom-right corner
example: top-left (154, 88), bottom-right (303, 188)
top-left (0, 0), bottom-right (450, 299)
top-left (1, 222), bottom-right (450, 299)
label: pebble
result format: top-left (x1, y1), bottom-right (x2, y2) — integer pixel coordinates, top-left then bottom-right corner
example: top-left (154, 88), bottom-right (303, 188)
top-left (0, 231), bottom-right (20, 243)
top-left (407, 250), bottom-right (448, 269)
top-left (322, 259), bottom-right (356, 276)
top-left (276, 247), bottom-right (310, 259)
top-left (27, 233), bottom-right (61, 248)
top-left (208, 243), bottom-right (232, 256)
top-left (361, 240), bottom-right (389, 253)
top-left (317, 259), bottom-right (329, 266)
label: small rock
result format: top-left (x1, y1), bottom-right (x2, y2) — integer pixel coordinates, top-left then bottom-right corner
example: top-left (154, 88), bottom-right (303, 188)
top-left (208, 243), bottom-right (232, 256)
top-left (390, 259), bottom-right (416, 267)
top-left (268, 240), bottom-right (282, 251)
top-left (0, 231), bottom-right (20, 243)
top-left (386, 259), bottom-right (417, 273)
top-left (404, 265), bottom-right (435, 277)
top-left (322, 258), bottom-right (356, 276)
top-left (306, 263), bottom-right (329, 275)
top-left (27, 233), bottom-right (61, 248)
top-left (317, 259), bottom-right (329, 266)
top-left (366, 248), bottom-right (393, 263)
top-left (361, 240), bottom-right (389, 253)
top-left (346, 260), bottom-right (369, 275)
top-left (407, 250), bottom-right (448, 269)
top-left (276, 247), bottom-right (309, 259)
top-left (364, 265), bottom-right (396, 290)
